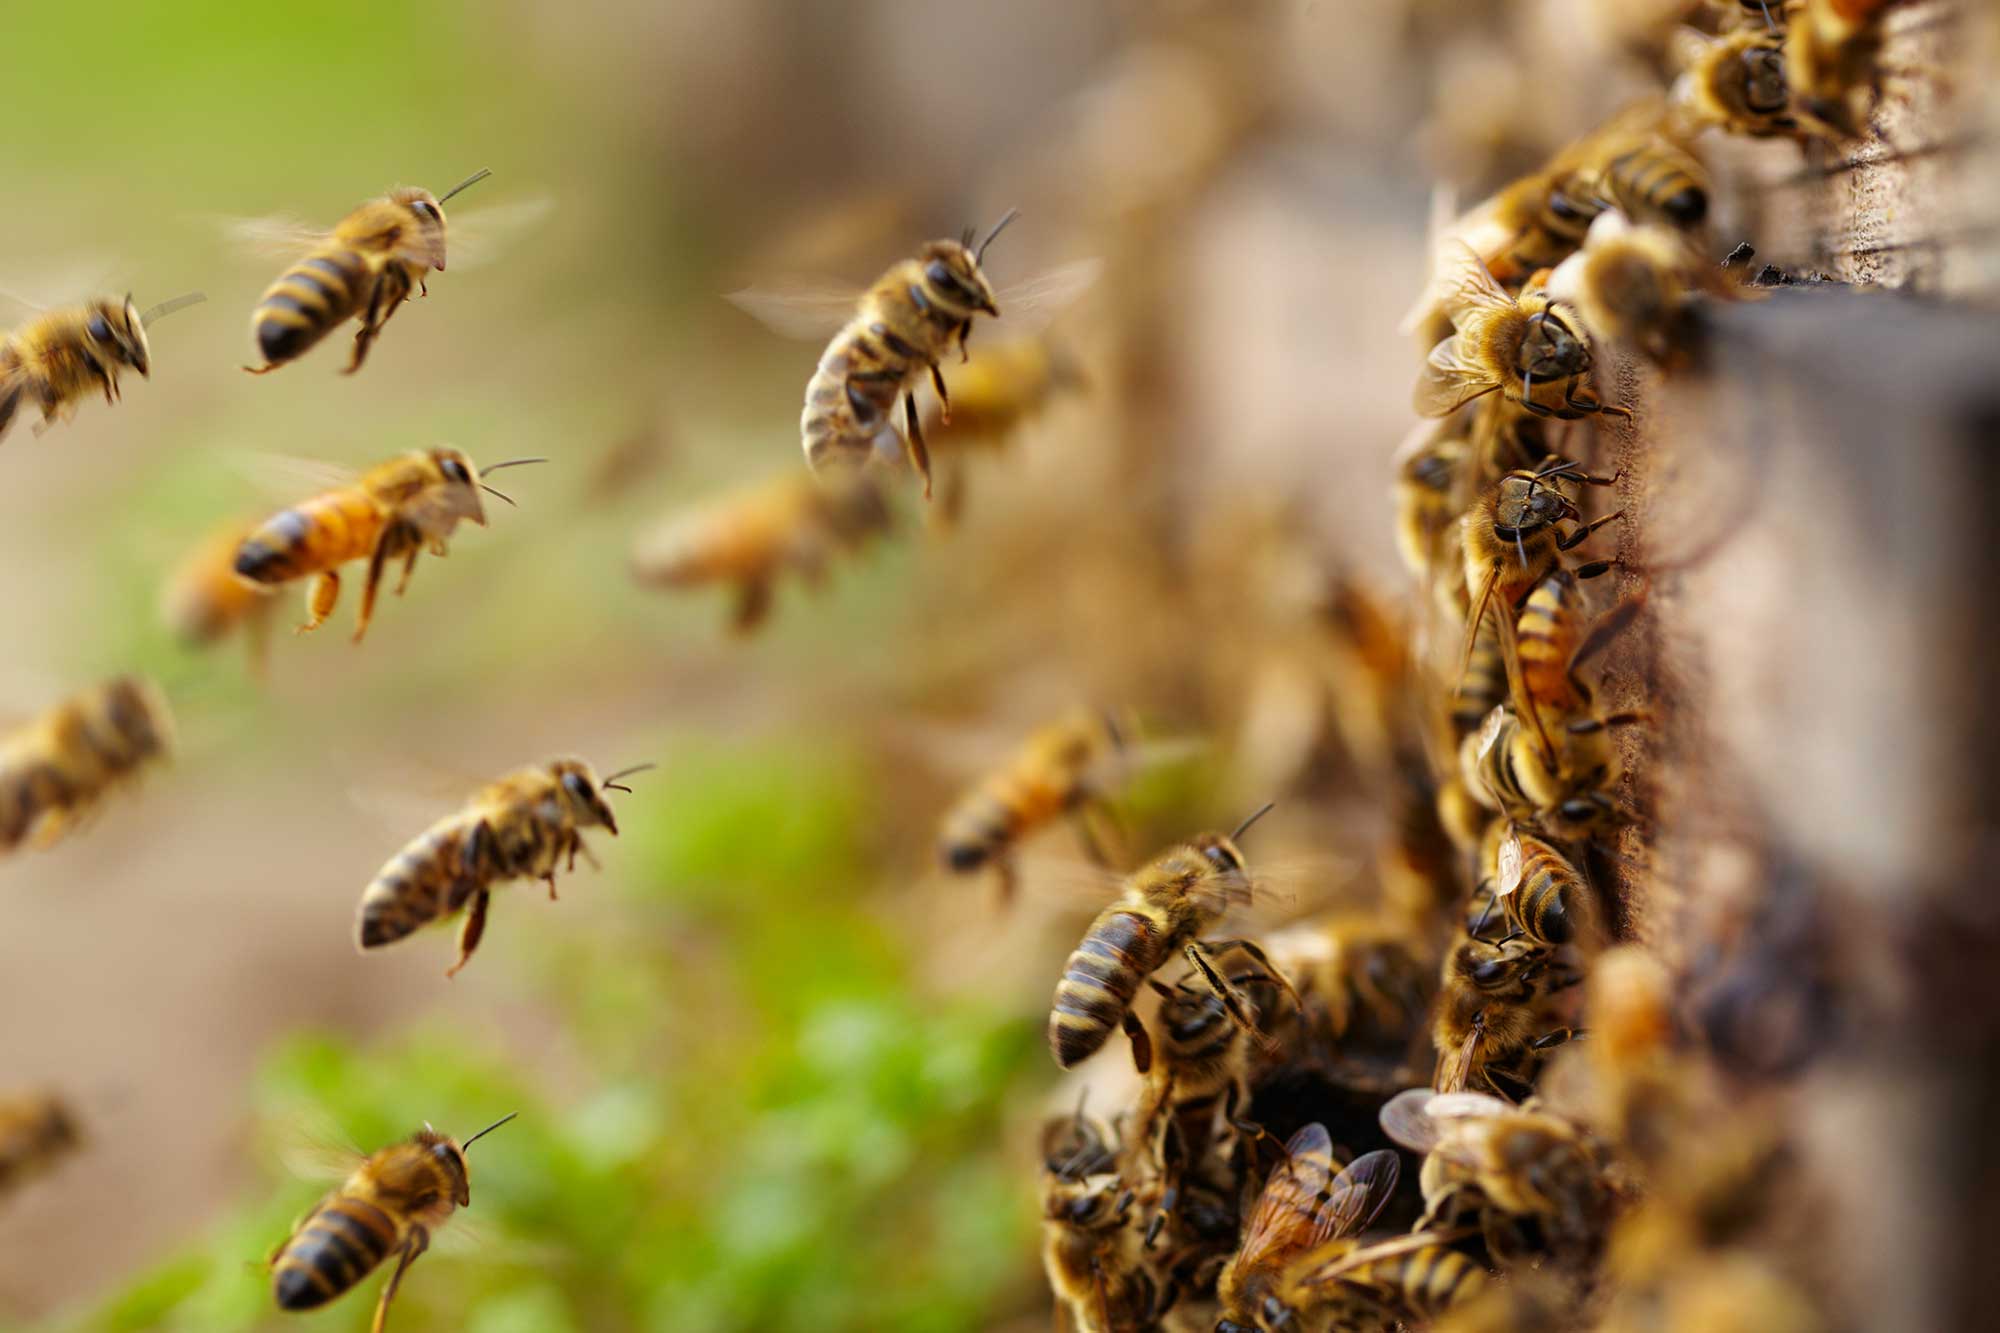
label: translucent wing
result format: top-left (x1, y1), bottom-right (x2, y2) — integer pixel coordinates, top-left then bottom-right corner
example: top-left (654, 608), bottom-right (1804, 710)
top-left (1317, 1148), bottom-right (1402, 1242)
top-left (986, 258), bottom-right (1103, 338)
top-left (725, 281), bottom-right (864, 341)
top-left (231, 452), bottom-right (361, 504)
top-left (1414, 336), bottom-right (1500, 418)
top-left (226, 214), bottom-right (333, 259)
top-left (441, 195), bottom-right (557, 271)
top-left (1378, 1087), bottom-right (1441, 1153)
top-left (261, 1111), bottom-right (368, 1183)
top-left (1436, 243), bottom-right (1518, 325)
top-left (1495, 826), bottom-right (1525, 899)
top-left (1235, 1123), bottom-right (1344, 1270)
top-left (1426, 1091), bottom-right (1515, 1122)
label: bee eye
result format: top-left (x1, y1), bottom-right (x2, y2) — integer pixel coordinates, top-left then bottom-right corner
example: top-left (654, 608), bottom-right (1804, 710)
top-left (925, 260), bottom-right (976, 302)
top-left (1472, 959), bottom-right (1509, 984)
top-left (561, 772), bottom-right (594, 804)
top-left (86, 314), bottom-right (113, 343)
top-left (1203, 845), bottom-right (1241, 872)
top-left (441, 459), bottom-right (471, 485)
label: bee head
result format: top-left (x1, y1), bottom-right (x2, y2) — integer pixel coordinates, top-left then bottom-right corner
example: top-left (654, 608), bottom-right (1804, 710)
top-left (1737, 40), bottom-right (1790, 117)
top-left (427, 447), bottom-right (490, 528)
top-left (393, 187), bottom-right (452, 271)
top-left (415, 1125), bottom-right (473, 1207)
top-left (1044, 1173), bottom-right (1128, 1228)
top-left (549, 759), bottom-right (651, 836)
top-left (1494, 469), bottom-right (1578, 537)
top-left (1517, 306), bottom-right (1590, 382)
top-left (85, 296), bottom-right (152, 378)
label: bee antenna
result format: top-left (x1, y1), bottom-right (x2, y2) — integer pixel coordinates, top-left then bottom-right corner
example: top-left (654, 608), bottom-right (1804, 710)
top-left (480, 485), bottom-right (517, 506)
top-left (975, 207), bottom-right (1020, 264)
top-left (436, 168), bottom-right (493, 206)
top-left (960, 224), bottom-right (976, 248)
top-left (479, 457), bottom-right (547, 473)
top-left (599, 761), bottom-right (657, 794)
top-left (139, 292), bottom-right (207, 326)
top-left (460, 1111), bottom-right (518, 1151)
top-left (1229, 802), bottom-right (1277, 843)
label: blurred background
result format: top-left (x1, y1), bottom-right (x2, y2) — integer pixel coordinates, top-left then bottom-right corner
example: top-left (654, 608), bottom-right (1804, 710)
top-left (0, 1), bottom-right (1992, 1330)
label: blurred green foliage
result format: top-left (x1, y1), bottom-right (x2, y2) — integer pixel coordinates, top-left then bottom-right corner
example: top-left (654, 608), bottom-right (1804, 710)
top-left (41, 740), bottom-right (1043, 1332)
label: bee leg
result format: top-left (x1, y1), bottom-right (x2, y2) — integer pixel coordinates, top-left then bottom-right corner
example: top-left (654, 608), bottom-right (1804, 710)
top-left (901, 394), bottom-right (933, 500)
top-left (928, 361), bottom-right (951, 424)
top-left (731, 578), bottom-right (773, 635)
top-left (394, 547), bottom-right (420, 596)
top-left (544, 871), bottom-right (559, 901)
top-left (346, 282), bottom-right (386, 376)
top-left (1556, 510), bottom-right (1625, 552)
top-left (1200, 939), bottom-right (1305, 1020)
top-left (355, 533), bottom-right (395, 644)
top-left (297, 571), bottom-right (340, 634)
top-left (1184, 942), bottom-right (1280, 1057)
top-left (1222, 1079), bottom-right (1276, 1166)
top-left (1532, 1026), bottom-right (1583, 1051)
top-left (371, 1226), bottom-right (429, 1333)
top-left (1120, 1009), bottom-right (1153, 1075)
top-left (957, 318), bottom-right (973, 363)
top-left (989, 855), bottom-right (1017, 910)
top-left (445, 889), bottom-right (490, 979)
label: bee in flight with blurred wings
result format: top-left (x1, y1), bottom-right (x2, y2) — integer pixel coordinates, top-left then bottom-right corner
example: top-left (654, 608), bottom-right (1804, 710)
top-left (727, 214), bottom-right (1098, 498)
top-left (0, 289), bottom-right (204, 444)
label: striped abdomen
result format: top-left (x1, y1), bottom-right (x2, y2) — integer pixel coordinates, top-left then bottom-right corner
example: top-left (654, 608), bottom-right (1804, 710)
top-left (802, 323), bottom-right (915, 471)
top-left (357, 812), bottom-right (488, 948)
top-left (271, 1194), bottom-right (398, 1310)
top-left (252, 247), bottom-right (373, 367)
top-left (1516, 570), bottom-right (1587, 721)
top-left (1452, 615), bottom-right (1508, 741)
top-left (234, 489), bottom-right (386, 586)
top-left (1506, 831), bottom-right (1594, 947)
top-left (939, 768), bottom-right (1069, 872)
top-left (1343, 1246), bottom-right (1488, 1322)
top-left (1601, 141), bottom-right (1708, 227)
top-left (1467, 714), bottom-right (1538, 816)
top-left (1157, 994), bottom-right (1241, 1165)
top-left (1049, 907), bottom-right (1166, 1068)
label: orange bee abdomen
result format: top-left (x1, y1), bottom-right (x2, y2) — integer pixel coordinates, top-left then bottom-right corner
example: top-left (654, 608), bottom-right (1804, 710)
top-left (357, 815), bottom-right (487, 949)
top-left (252, 247), bottom-right (371, 367)
top-left (234, 489), bottom-right (384, 586)
top-left (1517, 571), bottom-right (1586, 719)
top-left (939, 770), bottom-right (1067, 871)
top-left (1049, 907), bottom-right (1163, 1068)
top-left (271, 1195), bottom-right (398, 1311)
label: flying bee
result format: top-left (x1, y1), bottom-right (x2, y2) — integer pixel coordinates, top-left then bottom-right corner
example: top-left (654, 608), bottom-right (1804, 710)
top-left (1459, 458), bottom-right (1623, 761)
top-left (232, 448), bottom-right (541, 643)
top-left (727, 216), bottom-right (1098, 499)
top-left (242, 169), bottom-right (492, 376)
top-left (1785, 0), bottom-right (1894, 139)
top-left (160, 515), bottom-right (280, 675)
top-left (1214, 1129), bottom-right (1408, 1333)
top-left (357, 758), bottom-right (652, 977)
top-left (1046, 806), bottom-right (1300, 1071)
top-left (1415, 244), bottom-right (1631, 424)
top-left (269, 1112), bottom-right (515, 1333)
top-left (0, 291), bottom-right (204, 444)
top-left (1672, 29), bottom-right (1800, 137)
top-left (0, 676), bottom-right (173, 855)
top-left (1433, 936), bottom-right (1580, 1095)
top-left (938, 708), bottom-right (1140, 905)
top-left (0, 1091), bottom-right (82, 1198)
top-left (629, 470), bottom-right (892, 634)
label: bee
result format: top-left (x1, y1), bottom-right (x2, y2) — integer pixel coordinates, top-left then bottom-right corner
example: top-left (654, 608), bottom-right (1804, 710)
top-left (1432, 936), bottom-right (1580, 1095)
top-left (1046, 806), bottom-right (1300, 1071)
top-left (160, 516), bottom-right (280, 675)
top-left (1673, 29), bottom-right (1799, 137)
top-left (940, 708), bottom-right (1141, 905)
top-left (1213, 1125), bottom-right (1402, 1333)
top-left (269, 1112), bottom-right (514, 1333)
top-left (1039, 1110), bottom-right (1170, 1333)
top-left (1464, 703), bottom-right (1648, 844)
top-left (1415, 244), bottom-right (1631, 424)
top-left (0, 291), bottom-right (204, 443)
top-left (1458, 459), bottom-right (1623, 759)
top-left (1487, 821), bottom-right (1607, 952)
top-left (1269, 913), bottom-right (1435, 1057)
top-left (798, 211), bottom-right (1017, 499)
top-left (1392, 421), bottom-right (1471, 594)
top-left (243, 169), bottom-right (492, 376)
top-left (232, 448), bottom-right (541, 643)
top-left (0, 677), bottom-right (173, 855)
top-left (1545, 211), bottom-right (1705, 364)
top-left (629, 470), bottom-right (892, 634)
top-left (0, 1091), bottom-right (81, 1198)
top-left (1785, 0), bottom-right (1893, 139)
top-left (356, 758), bottom-right (652, 977)
top-left (1270, 1228), bottom-right (1492, 1329)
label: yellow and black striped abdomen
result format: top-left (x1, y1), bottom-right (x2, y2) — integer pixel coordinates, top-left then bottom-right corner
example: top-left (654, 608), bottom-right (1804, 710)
top-left (1049, 907), bottom-right (1164, 1068)
top-left (1346, 1246), bottom-right (1487, 1322)
top-left (357, 813), bottom-right (489, 949)
top-left (801, 323), bottom-right (912, 472)
top-left (271, 1194), bottom-right (398, 1310)
top-left (938, 770), bottom-right (1065, 872)
top-left (1602, 142), bottom-right (1708, 227)
top-left (234, 489), bottom-right (386, 586)
top-left (1517, 571), bottom-right (1585, 719)
top-left (1452, 616), bottom-right (1508, 741)
top-left (252, 247), bottom-right (372, 367)
top-left (1508, 832), bottom-right (1590, 947)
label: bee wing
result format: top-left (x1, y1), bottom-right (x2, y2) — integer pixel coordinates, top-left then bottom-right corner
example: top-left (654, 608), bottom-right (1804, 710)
top-left (1316, 1148), bottom-right (1402, 1242)
top-left (1234, 1122), bottom-right (1343, 1271)
top-left (1413, 336), bottom-right (1500, 418)
top-left (1294, 1230), bottom-right (1476, 1291)
top-left (985, 258), bottom-right (1103, 338)
top-left (1435, 243), bottom-right (1518, 324)
top-left (232, 452), bottom-right (362, 504)
top-left (225, 213), bottom-right (334, 259)
top-left (1426, 1090), bottom-right (1516, 1122)
top-left (1495, 825), bottom-right (1525, 898)
top-left (262, 1111), bottom-right (368, 1183)
top-left (1378, 1087), bottom-right (1441, 1153)
top-left (439, 195), bottom-right (557, 271)
top-left (724, 280), bottom-right (867, 341)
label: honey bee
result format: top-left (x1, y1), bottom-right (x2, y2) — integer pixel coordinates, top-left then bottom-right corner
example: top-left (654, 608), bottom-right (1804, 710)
top-left (939, 708), bottom-right (1140, 905)
top-left (1546, 211), bottom-right (1704, 363)
top-left (1039, 1110), bottom-right (1170, 1333)
top-left (1268, 913), bottom-right (1435, 1058)
top-left (1047, 807), bottom-right (1300, 1071)
top-left (1484, 823), bottom-right (1607, 953)
top-left (1464, 702), bottom-right (1647, 844)
top-left (1269, 1228), bottom-right (1492, 1329)
top-left (1415, 245), bottom-right (1631, 424)
top-left (1382, 1089), bottom-right (1611, 1264)
top-left (1392, 421), bottom-right (1471, 594)
top-left (160, 516), bottom-right (280, 675)
top-left (0, 1091), bottom-right (81, 1197)
top-left (232, 448), bottom-right (541, 643)
top-left (356, 758), bottom-right (651, 977)
top-left (629, 470), bottom-right (892, 634)
top-left (1673, 29), bottom-right (1800, 137)
top-left (0, 291), bottom-right (204, 443)
top-left (1213, 1126), bottom-right (1401, 1332)
top-left (0, 677), bottom-right (173, 855)
top-left (243, 169), bottom-right (492, 376)
top-left (1433, 936), bottom-right (1580, 1095)
top-left (1785, 0), bottom-right (1893, 139)
top-left (269, 1112), bottom-right (515, 1333)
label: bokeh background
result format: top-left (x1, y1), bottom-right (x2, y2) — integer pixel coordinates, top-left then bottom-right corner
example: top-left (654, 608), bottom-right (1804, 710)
top-left (1, 1), bottom-right (1990, 1331)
